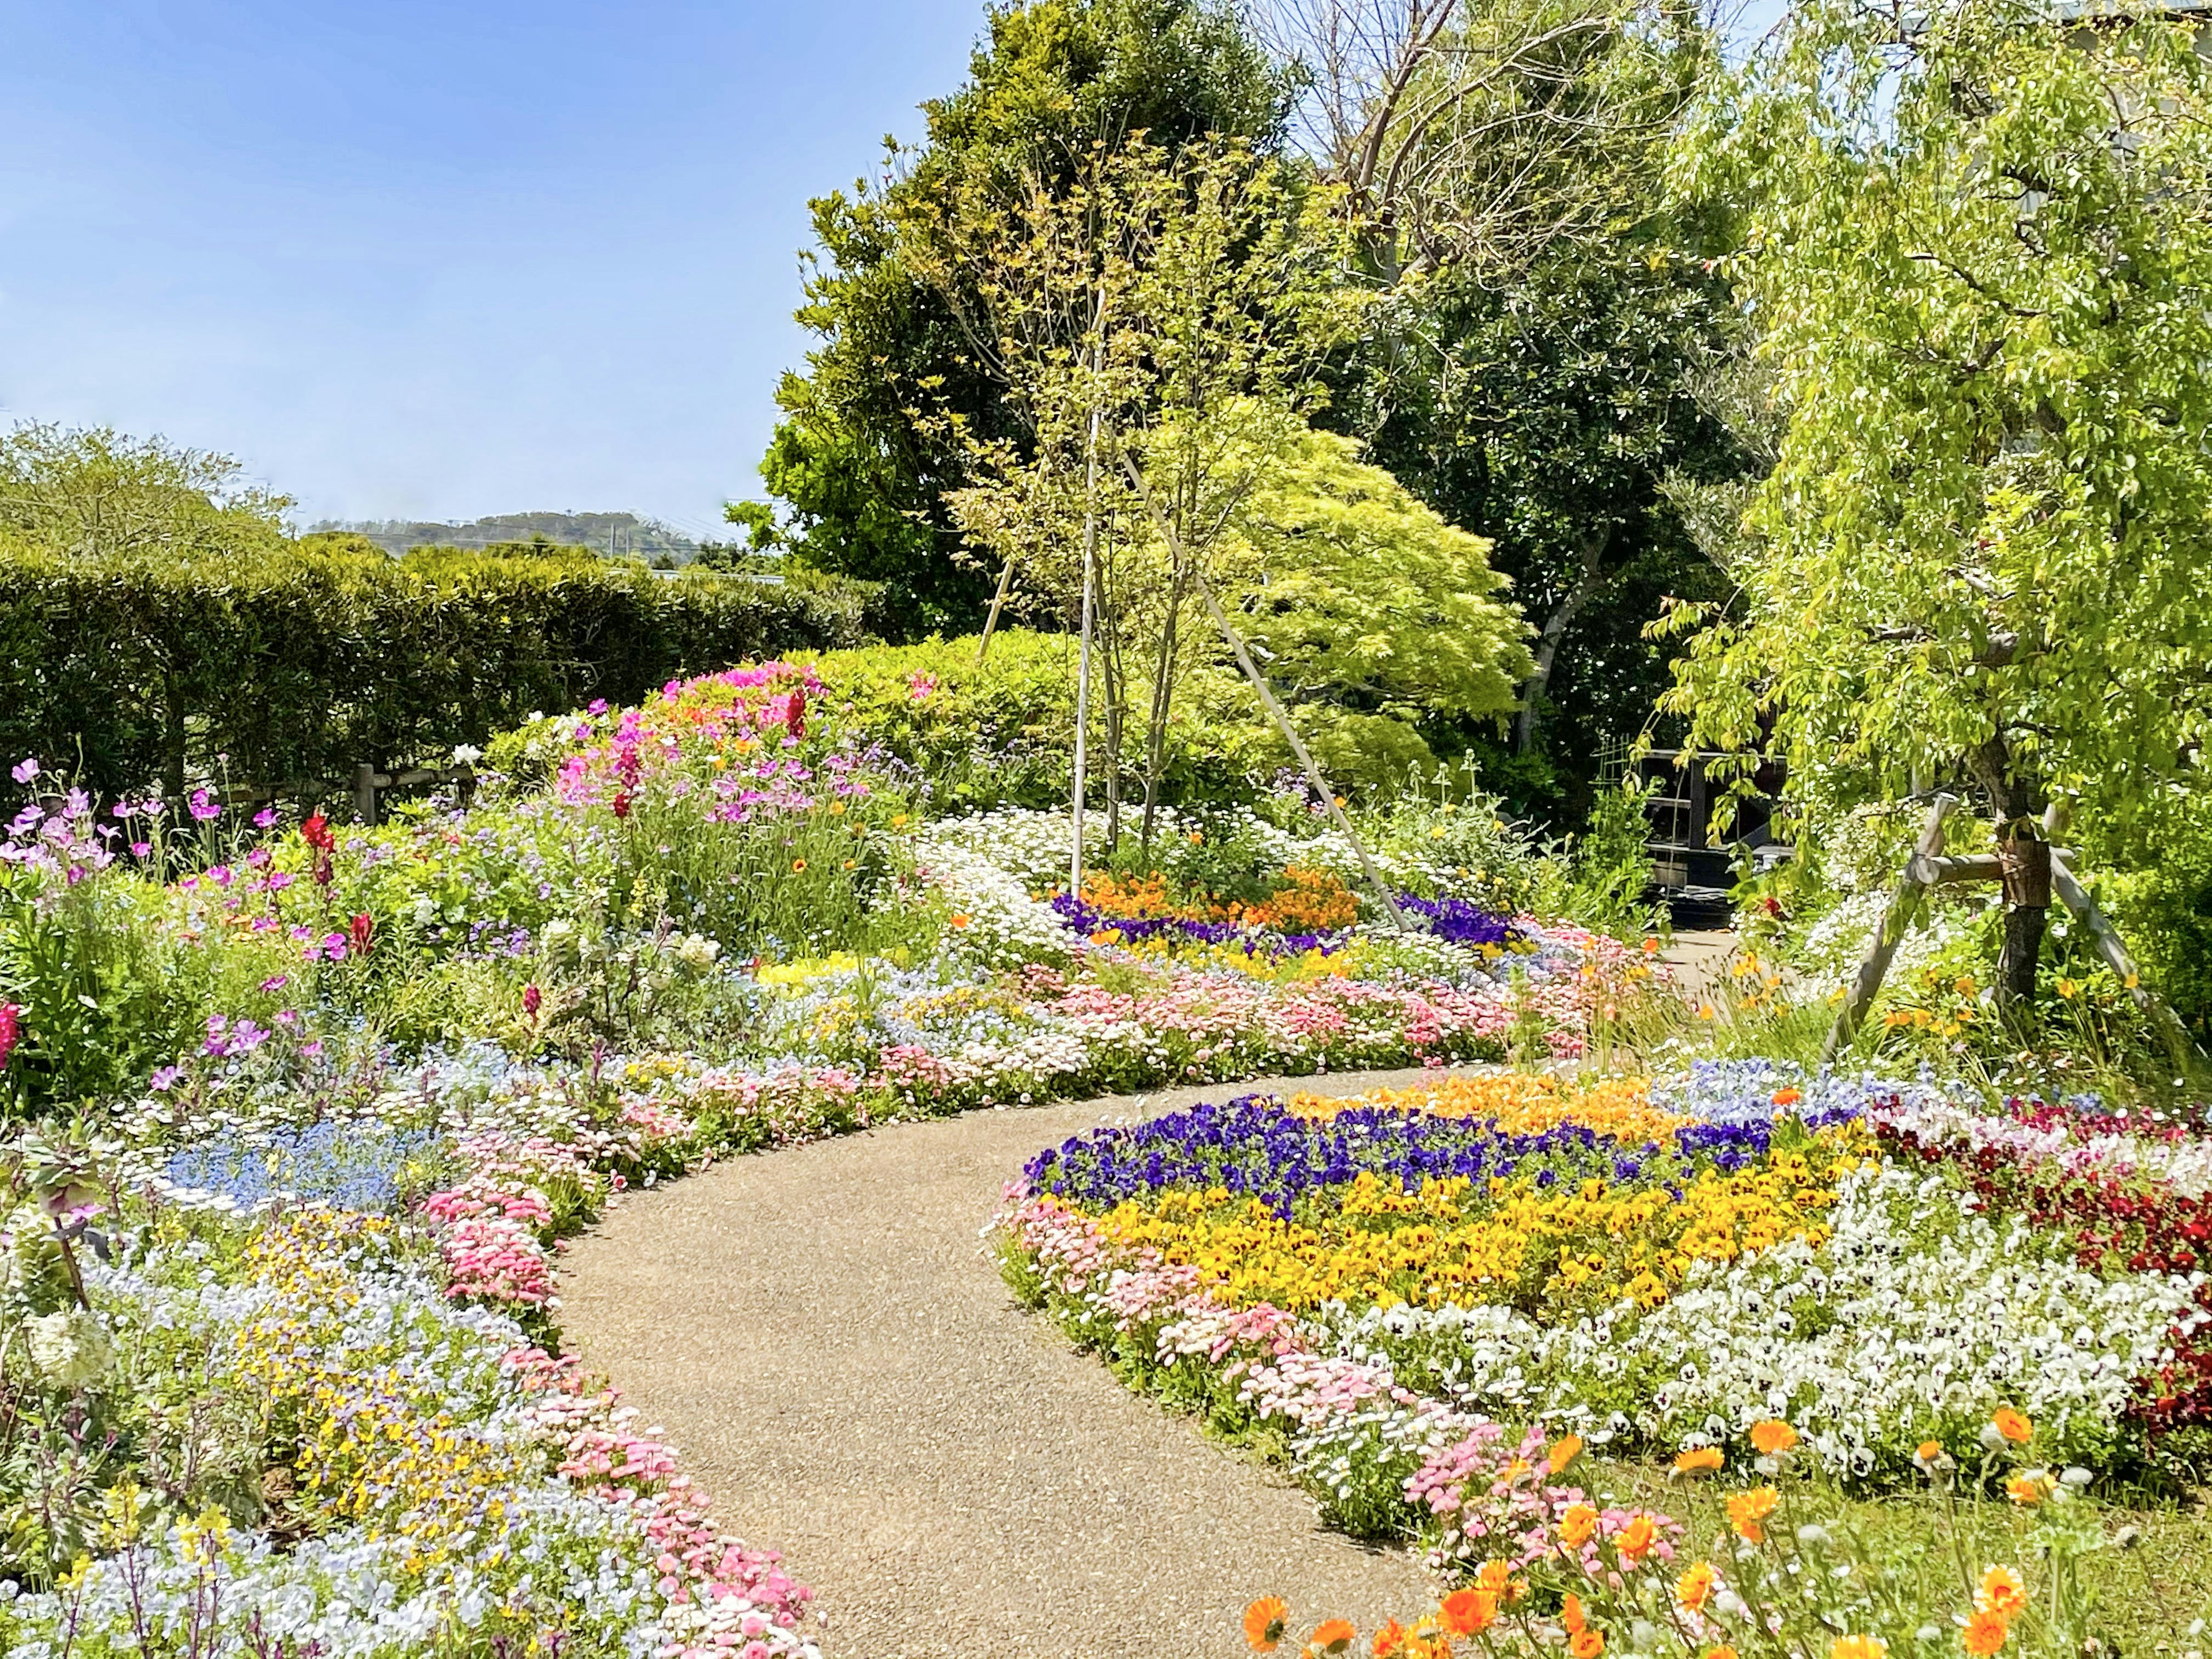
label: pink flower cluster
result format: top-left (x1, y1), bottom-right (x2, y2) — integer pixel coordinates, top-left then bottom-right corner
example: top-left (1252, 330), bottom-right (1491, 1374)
top-left (506, 1350), bottom-right (817, 1658)
top-left (996, 1184), bottom-right (1673, 1577)
top-left (414, 1119), bottom-right (820, 1653)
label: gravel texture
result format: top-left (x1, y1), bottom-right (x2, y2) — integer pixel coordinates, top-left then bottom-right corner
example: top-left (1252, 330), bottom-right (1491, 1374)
top-left (558, 1066), bottom-right (1471, 1658)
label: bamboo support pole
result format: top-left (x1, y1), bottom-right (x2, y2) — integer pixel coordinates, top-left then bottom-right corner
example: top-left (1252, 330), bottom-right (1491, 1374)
top-left (2051, 851), bottom-right (2207, 1079)
top-left (1821, 793), bottom-right (1956, 1063)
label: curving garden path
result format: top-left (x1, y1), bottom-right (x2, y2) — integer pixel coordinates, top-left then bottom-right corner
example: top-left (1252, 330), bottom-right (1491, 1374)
top-left (559, 1067), bottom-right (1472, 1658)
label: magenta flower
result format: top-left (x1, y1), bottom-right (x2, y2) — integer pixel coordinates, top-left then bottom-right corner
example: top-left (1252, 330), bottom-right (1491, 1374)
top-left (188, 789), bottom-right (221, 823)
top-left (9, 758), bottom-right (37, 785)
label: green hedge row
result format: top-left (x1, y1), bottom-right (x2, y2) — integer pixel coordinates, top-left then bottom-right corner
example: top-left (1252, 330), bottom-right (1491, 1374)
top-left (0, 536), bottom-right (882, 802)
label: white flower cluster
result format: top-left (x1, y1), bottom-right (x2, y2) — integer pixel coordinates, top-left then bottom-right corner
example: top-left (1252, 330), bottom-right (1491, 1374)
top-left (1315, 1166), bottom-right (2201, 1476)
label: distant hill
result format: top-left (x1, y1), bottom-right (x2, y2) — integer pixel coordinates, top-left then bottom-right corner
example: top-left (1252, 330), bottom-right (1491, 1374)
top-left (314, 511), bottom-right (700, 562)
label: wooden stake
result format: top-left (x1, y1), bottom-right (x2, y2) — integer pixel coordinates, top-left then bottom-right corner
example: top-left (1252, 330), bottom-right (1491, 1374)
top-left (1822, 794), bottom-right (1956, 1063)
top-left (1070, 402), bottom-right (1103, 895)
top-left (976, 557), bottom-right (1016, 665)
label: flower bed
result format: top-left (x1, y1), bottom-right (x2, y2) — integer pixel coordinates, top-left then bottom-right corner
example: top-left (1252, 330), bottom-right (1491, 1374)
top-left (0, 653), bottom-right (1661, 1654)
top-left (994, 1062), bottom-right (2205, 1563)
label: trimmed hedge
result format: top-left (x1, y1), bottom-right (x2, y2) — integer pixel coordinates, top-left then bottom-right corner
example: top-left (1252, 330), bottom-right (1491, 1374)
top-left (0, 536), bottom-right (881, 801)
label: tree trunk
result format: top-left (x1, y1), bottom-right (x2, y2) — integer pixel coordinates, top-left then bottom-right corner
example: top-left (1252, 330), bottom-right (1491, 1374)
top-left (1968, 730), bottom-right (2051, 1017)
top-left (1139, 570), bottom-right (1185, 854)
top-left (1996, 833), bottom-right (2052, 1011)
top-left (1516, 524), bottom-right (1610, 755)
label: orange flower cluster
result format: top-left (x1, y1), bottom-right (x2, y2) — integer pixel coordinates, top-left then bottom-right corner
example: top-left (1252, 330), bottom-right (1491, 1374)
top-left (1251, 1418), bottom-right (2043, 1659)
top-left (1234, 865), bottom-right (1361, 932)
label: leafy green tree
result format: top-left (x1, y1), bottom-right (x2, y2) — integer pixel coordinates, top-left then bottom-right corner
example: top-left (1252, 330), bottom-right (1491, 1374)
top-left (752, 0), bottom-right (1293, 634)
top-left (1227, 421), bottom-right (1533, 730)
top-left (1270, 0), bottom-right (1741, 819)
top-left (1662, 0), bottom-right (2212, 1007)
top-left (1341, 243), bottom-right (1743, 809)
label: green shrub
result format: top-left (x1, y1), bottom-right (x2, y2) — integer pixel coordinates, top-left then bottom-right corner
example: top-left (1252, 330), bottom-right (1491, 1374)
top-left (490, 630), bottom-right (1453, 810)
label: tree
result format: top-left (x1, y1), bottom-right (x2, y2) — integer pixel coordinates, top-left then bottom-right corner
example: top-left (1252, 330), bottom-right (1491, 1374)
top-left (1225, 421), bottom-right (1532, 728)
top-left (1661, 0), bottom-right (2212, 1008)
top-left (925, 137), bottom-right (1363, 847)
top-left (0, 424), bottom-right (290, 563)
top-left (751, 0), bottom-right (1294, 634)
top-left (1343, 243), bottom-right (1743, 793)
top-left (1257, 0), bottom-right (1711, 280)
top-left (929, 136), bottom-right (1529, 881)
top-left (1285, 0), bottom-right (1742, 813)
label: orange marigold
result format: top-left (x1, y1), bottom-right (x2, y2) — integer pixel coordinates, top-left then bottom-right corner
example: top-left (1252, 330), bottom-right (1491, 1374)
top-left (1310, 1619), bottom-right (1358, 1653)
top-left (1559, 1503), bottom-right (1600, 1548)
top-left (1548, 1434), bottom-right (1584, 1474)
top-left (1728, 1486), bottom-right (1779, 1543)
top-left (2004, 1475), bottom-right (2045, 1507)
top-left (1570, 1631), bottom-right (1606, 1659)
top-left (1750, 1419), bottom-right (1800, 1456)
top-left (1372, 1620), bottom-right (1408, 1657)
top-left (1673, 1446), bottom-right (1724, 1475)
top-left (1961, 1612), bottom-right (2009, 1657)
top-left (1245, 1597), bottom-right (1290, 1652)
top-left (1616, 1514), bottom-right (1658, 1563)
top-left (1703, 1649), bottom-right (1740, 1659)
top-left (1993, 1408), bottom-right (2032, 1444)
top-left (1438, 1589), bottom-right (1497, 1637)
top-left (1830, 1640), bottom-right (1889, 1659)
top-left (1976, 1566), bottom-right (2027, 1619)
top-left (1675, 1562), bottom-right (1718, 1613)
top-left (1561, 1593), bottom-right (1587, 1636)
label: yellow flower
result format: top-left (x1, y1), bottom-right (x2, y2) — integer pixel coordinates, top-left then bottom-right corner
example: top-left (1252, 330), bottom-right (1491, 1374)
top-left (1830, 1640), bottom-right (1888, 1659)
top-left (1992, 1407), bottom-right (2032, 1443)
top-left (1962, 1612), bottom-right (2009, 1656)
top-left (1245, 1597), bottom-right (1289, 1652)
top-left (1976, 1565), bottom-right (2026, 1620)
top-left (1547, 1434), bottom-right (1584, 1474)
top-left (1615, 1514), bottom-right (1658, 1563)
top-left (1559, 1503), bottom-right (1599, 1548)
top-left (1673, 1446), bottom-right (1724, 1475)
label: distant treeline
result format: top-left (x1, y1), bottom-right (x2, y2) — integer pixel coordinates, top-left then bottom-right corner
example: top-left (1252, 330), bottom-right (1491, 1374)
top-left (315, 510), bottom-right (700, 563)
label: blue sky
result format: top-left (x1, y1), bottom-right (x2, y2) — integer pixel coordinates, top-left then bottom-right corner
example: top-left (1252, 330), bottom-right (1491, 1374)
top-left (0, 1), bottom-right (984, 538)
top-left (2, 2), bottom-right (1787, 539)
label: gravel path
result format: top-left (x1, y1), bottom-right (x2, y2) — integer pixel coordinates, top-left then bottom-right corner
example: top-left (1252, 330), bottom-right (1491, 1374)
top-left (559, 1067), bottom-right (1468, 1658)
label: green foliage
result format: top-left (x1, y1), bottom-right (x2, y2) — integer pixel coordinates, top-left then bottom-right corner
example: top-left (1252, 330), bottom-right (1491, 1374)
top-left (1229, 422), bottom-right (1534, 725)
top-left (760, 0), bottom-right (1293, 632)
top-left (1555, 775), bottom-right (1664, 939)
top-left (1351, 248), bottom-right (1742, 813)
top-left (1662, 0), bottom-right (2212, 854)
top-left (2113, 802), bottom-right (2212, 1047)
